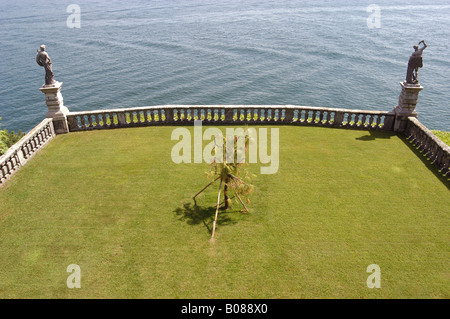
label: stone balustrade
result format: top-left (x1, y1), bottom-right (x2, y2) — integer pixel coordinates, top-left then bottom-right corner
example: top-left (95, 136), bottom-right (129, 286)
top-left (405, 117), bottom-right (450, 177)
top-left (1, 78), bottom-right (441, 188)
top-left (3, 105), bottom-right (448, 188)
top-left (66, 105), bottom-right (395, 132)
top-left (0, 118), bottom-right (55, 187)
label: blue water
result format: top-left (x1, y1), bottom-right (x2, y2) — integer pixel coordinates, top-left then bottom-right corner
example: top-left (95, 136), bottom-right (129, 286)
top-left (0, 0), bottom-right (449, 132)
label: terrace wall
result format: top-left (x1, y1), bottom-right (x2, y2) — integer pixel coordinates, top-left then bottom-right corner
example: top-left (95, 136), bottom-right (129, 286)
top-left (405, 117), bottom-right (450, 177)
top-left (66, 105), bottom-right (395, 131)
top-left (0, 119), bottom-right (55, 187)
top-left (1, 105), bottom-right (448, 188)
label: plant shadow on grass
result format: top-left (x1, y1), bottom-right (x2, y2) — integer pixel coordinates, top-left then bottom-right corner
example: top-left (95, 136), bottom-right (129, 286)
top-left (174, 199), bottom-right (238, 235)
top-left (355, 130), bottom-right (395, 141)
top-left (398, 134), bottom-right (450, 190)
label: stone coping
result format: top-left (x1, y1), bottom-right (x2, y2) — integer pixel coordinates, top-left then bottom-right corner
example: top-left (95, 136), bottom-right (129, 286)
top-left (68, 105), bottom-right (394, 116)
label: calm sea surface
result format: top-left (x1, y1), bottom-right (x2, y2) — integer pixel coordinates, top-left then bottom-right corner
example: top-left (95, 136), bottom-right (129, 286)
top-left (0, 0), bottom-right (449, 132)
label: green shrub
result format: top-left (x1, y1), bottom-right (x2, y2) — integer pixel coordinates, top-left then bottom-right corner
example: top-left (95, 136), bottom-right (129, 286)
top-left (0, 117), bottom-right (25, 156)
top-left (0, 130), bottom-right (8, 155)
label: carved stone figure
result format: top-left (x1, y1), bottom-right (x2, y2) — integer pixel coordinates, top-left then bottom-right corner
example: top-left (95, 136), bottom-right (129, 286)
top-left (36, 45), bottom-right (56, 86)
top-left (406, 40), bottom-right (427, 84)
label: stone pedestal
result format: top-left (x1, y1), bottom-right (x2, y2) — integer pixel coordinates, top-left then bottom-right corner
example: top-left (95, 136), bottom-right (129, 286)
top-left (392, 81), bottom-right (423, 132)
top-left (39, 81), bottom-right (69, 134)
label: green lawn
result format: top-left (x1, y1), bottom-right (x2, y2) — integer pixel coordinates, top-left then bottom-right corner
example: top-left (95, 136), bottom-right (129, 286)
top-left (0, 126), bottom-right (448, 298)
top-left (431, 130), bottom-right (450, 147)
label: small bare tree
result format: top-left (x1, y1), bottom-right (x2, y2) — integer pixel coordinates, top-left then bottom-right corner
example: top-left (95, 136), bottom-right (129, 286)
top-left (193, 130), bottom-right (255, 238)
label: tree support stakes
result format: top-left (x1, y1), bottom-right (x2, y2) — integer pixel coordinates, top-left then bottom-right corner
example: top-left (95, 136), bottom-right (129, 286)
top-left (230, 184), bottom-right (249, 213)
top-left (193, 176), bottom-right (220, 199)
top-left (211, 179), bottom-right (223, 239)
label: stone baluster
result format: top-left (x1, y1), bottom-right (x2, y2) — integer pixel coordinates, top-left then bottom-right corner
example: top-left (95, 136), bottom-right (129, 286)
top-left (252, 108), bottom-right (258, 123)
top-left (326, 111), bottom-right (332, 125)
top-left (375, 115), bottom-right (381, 128)
top-left (318, 110), bottom-right (324, 124)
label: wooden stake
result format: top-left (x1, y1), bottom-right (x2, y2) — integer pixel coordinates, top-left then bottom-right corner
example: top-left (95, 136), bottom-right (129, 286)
top-left (211, 179), bottom-right (223, 239)
top-left (193, 176), bottom-right (220, 199)
top-left (230, 184), bottom-right (249, 213)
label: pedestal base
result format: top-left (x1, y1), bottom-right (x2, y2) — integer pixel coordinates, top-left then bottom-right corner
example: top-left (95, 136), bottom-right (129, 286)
top-left (39, 82), bottom-right (69, 134)
top-left (392, 81), bottom-right (423, 132)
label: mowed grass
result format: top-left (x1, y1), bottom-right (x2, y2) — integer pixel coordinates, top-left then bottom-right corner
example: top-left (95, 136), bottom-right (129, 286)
top-left (431, 130), bottom-right (450, 147)
top-left (0, 126), bottom-right (448, 299)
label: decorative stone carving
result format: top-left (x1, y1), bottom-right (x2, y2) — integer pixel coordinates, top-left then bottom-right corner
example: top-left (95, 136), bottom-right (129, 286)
top-left (36, 45), bottom-right (57, 86)
top-left (405, 40), bottom-right (427, 85)
top-left (36, 45), bottom-right (69, 134)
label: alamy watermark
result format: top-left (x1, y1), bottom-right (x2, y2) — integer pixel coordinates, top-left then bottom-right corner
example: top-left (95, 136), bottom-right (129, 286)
top-left (67, 264), bottom-right (81, 288)
top-left (366, 264), bottom-right (381, 288)
top-left (366, 4), bottom-right (381, 29)
top-left (171, 120), bottom-right (279, 174)
top-left (66, 4), bottom-right (81, 29)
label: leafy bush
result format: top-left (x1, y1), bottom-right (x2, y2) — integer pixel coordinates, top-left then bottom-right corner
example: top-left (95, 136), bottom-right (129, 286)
top-left (0, 131), bottom-right (8, 155)
top-left (0, 117), bottom-right (25, 156)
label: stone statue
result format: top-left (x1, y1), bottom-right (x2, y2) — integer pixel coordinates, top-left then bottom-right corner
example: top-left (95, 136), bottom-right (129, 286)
top-left (36, 45), bottom-right (56, 86)
top-left (405, 40), bottom-right (427, 84)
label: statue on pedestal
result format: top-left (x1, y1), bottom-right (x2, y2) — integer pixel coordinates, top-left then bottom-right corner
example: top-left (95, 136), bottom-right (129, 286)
top-left (36, 45), bottom-right (56, 86)
top-left (405, 40), bottom-right (427, 85)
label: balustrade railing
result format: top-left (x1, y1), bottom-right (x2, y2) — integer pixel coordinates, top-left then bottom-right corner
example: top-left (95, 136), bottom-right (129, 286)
top-left (0, 119), bottom-right (55, 187)
top-left (405, 117), bottom-right (450, 176)
top-left (2, 106), bottom-right (447, 188)
top-left (66, 105), bottom-right (395, 131)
